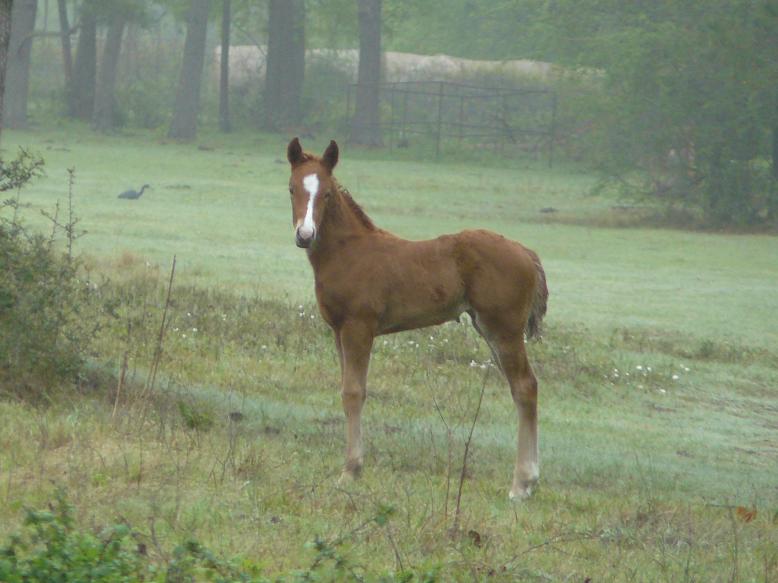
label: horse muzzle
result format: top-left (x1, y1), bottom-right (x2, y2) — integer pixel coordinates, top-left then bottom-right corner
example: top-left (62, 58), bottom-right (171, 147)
top-left (295, 227), bottom-right (315, 248)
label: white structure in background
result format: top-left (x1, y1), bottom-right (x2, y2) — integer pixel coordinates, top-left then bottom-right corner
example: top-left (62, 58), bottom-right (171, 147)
top-left (214, 46), bottom-right (555, 88)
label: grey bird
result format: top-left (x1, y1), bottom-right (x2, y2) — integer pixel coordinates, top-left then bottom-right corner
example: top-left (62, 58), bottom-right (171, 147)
top-left (118, 184), bottom-right (150, 199)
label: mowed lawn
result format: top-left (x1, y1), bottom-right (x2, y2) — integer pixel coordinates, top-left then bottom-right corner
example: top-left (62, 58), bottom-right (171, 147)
top-left (2, 125), bottom-right (777, 580)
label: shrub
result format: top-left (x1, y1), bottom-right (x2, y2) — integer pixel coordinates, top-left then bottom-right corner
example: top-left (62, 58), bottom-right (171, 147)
top-left (0, 154), bottom-right (94, 395)
top-left (0, 491), bottom-right (269, 583)
top-left (0, 490), bottom-right (146, 583)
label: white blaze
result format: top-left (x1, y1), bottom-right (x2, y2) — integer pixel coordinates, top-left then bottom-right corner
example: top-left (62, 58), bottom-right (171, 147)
top-left (298, 173), bottom-right (319, 238)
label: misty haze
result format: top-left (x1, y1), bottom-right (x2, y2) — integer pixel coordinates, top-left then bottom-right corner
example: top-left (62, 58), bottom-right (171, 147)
top-left (1, 1), bottom-right (776, 580)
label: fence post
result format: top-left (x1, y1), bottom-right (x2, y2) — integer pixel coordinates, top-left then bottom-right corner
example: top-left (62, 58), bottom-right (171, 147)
top-left (345, 84), bottom-right (352, 136)
top-left (401, 89), bottom-right (409, 143)
top-left (458, 95), bottom-right (465, 144)
top-left (500, 92), bottom-right (508, 155)
top-left (435, 81), bottom-right (444, 160)
top-left (389, 84), bottom-right (396, 152)
top-left (549, 91), bottom-right (558, 168)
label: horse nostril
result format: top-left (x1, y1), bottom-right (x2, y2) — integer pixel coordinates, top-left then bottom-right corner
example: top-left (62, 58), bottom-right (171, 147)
top-left (295, 226), bottom-right (315, 248)
top-left (296, 231), bottom-right (313, 248)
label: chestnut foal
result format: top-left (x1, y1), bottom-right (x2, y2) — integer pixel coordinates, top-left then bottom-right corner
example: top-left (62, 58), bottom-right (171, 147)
top-left (286, 138), bottom-right (548, 500)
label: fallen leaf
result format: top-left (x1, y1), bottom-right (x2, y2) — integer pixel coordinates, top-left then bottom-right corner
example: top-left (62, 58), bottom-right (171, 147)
top-left (736, 506), bottom-right (757, 523)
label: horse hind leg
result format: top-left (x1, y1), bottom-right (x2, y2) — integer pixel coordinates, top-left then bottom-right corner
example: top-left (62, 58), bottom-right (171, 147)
top-left (471, 312), bottom-right (539, 500)
top-left (502, 342), bottom-right (539, 500)
top-left (469, 310), bottom-right (504, 374)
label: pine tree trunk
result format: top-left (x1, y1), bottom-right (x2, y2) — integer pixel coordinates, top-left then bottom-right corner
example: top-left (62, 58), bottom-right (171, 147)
top-left (69, 7), bottom-right (96, 120)
top-left (57, 0), bottom-right (72, 90)
top-left (219, 0), bottom-right (231, 132)
top-left (350, 0), bottom-right (382, 146)
top-left (168, 0), bottom-right (211, 141)
top-left (772, 90), bottom-right (778, 180)
top-left (92, 13), bottom-right (125, 132)
top-left (3, 0), bottom-right (38, 129)
top-left (0, 0), bottom-right (12, 137)
top-left (263, 0), bottom-right (305, 130)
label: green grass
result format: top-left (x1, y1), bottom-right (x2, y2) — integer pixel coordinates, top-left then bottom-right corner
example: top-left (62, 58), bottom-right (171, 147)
top-left (1, 124), bottom-right (777, 581)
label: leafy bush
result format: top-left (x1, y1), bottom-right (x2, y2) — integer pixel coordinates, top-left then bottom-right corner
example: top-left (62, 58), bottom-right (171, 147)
top-left (543, 0), bottom-right (778, 228)
top-left (0, 153), bottom-right (94, 395)
top-left (0, 226), bottom-right (89, 390)
top-left (0, 490), bottom-right (146, 583)
top-left (0, 493), bottom-right (434, 582)
top-left (116, 78), bottom-right (174, 130)
top-left (300, 56), bottom-right (354, 132)
top-left (0, 491), bottom-right (269, 583)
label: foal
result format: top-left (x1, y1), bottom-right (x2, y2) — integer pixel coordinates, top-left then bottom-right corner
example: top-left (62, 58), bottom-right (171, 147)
top-left (286, 138), bottom-right (548, 500)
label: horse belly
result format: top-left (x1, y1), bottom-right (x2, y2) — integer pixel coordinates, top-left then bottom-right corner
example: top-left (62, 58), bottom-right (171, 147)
top-left (377, 265), bottom-right (466, 334)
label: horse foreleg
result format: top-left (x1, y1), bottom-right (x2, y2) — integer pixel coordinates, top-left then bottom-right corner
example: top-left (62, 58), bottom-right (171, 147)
top-left (337, 320), bottom-right (374, 482)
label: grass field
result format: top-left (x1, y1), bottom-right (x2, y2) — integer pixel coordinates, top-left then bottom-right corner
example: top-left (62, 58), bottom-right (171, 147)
top-left (1, 125), bottom-right (777, 581)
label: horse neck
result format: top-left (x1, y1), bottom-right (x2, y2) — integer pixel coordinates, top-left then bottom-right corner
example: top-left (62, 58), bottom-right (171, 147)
top-left (308, 186), bottom-right (375, 265)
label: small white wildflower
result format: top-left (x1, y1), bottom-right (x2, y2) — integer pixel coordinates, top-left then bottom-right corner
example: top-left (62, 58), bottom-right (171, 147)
top-left (182, 334), bottom-right (187, 339)
top-left (429, 336), bottom-right (434, 341)
top-left (408, 340), bottom-right (415, 345)
top-left (383, 340), bottom-right (388, 345)
top-left (672, 374), bottom-right (679, 380)
top-left (647, 366), bottom-right (652, 372)
top-left (683, 366), bottom-right (690, 372)
top-left (261, 345), bottom-right (267, 350)
top-left (636, 365), bottom-right (643, 371)
top-left (192, 327), bottom-right (197, 332)
top-left (659, 388), bottom-right (667, 394)
top-left (470, 360), bottom-right (478, 367)
top-left (298, 304), bottom-right (304, 310)
top-left (480, 363), bottom-right (487, 369)
top-left (444, 339), bottom-right (449, 343)
top-left (310, 314), bottom-right (315, 319)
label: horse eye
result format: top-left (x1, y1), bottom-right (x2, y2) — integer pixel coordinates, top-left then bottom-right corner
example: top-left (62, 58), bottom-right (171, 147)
top-left (289, 187), bottom-right (293, 195)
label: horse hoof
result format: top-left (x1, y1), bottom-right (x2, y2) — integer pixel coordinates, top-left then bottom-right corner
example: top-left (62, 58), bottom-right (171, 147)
top-left (338, 464), bottom-right (362, 485)
top-left (509, 479), bottom-right (538, 501)
top-left (338, 471), bottom-right (359, 486)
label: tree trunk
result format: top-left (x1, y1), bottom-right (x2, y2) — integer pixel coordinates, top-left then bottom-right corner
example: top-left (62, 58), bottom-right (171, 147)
top-left (168, 0), bottom-right (210, 141)
top-left (350, 0), bottom-right (382, 146)
top-left (92, 13), bottom-right (125, 132)
top-left (772, 90), bottom-right (778, 180)
top-left (263, 0), bottom-right (305, 130)
top-left (219, 0), bottom-right (231, 132)
top-left (3, 0), bottom-right (38, 129)
top-left (0, 0), bottom-right (12, 138)
top-left (773, 123), bottom-right (778, 180)
top-left (69, 6), bottom-right (96, 120)
top-left (57, 0), bottom-right (72, 90)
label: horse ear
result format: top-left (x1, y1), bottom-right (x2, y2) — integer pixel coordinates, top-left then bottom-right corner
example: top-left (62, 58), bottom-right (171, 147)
top-left (322, 140), bottom-right (339, 172)
top-left (287, 137), bottom-right (304, 166)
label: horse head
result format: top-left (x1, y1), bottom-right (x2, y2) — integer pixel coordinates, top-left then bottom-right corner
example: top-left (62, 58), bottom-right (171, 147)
top-left (287, 137), bottom-right (339, 248)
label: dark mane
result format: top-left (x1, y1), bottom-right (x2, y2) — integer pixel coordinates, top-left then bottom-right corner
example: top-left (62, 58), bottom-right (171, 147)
top-left (334, 179), bottom-right (377, 231)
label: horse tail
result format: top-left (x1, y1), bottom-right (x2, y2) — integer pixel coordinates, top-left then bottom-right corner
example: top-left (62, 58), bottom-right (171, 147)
top-left (525, 248), bottom-right (548, 341)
